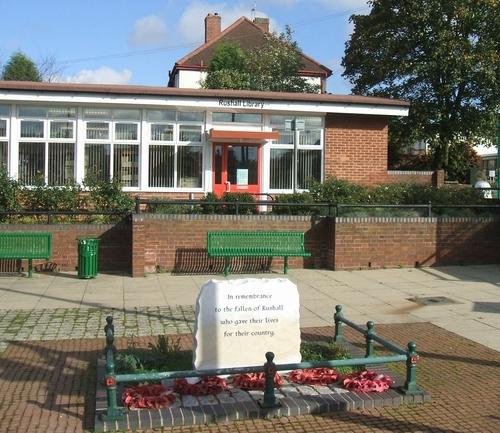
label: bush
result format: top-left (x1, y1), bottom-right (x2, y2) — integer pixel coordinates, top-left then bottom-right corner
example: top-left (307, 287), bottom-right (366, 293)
top-left (221, 192), bottom-right (257, 214)
top-left (272, 192), bottom-right (320, 215)
top-left (309, 177), bottom-right (370, 205)
top-left (200, 192), bottom-right (220, 214)
top-left (0, 168), bottom-right (20, 213)
top-left (83, 175), bottom-right (134, 213)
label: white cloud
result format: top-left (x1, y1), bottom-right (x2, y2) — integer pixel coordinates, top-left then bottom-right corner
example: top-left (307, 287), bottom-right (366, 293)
top-left (178, 1), bottom-right (276, 44)
top-left (315, 0), bottom-right (370, 12)
top-left (129, 15), bottom-right (169, 47)
top-left (60, 66), bottom-right (133, 84)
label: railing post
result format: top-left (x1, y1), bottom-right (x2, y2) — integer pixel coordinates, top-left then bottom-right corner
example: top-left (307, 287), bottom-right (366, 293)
top-left (235, 202), bottom-right (239, 215)
top-left (135, 196), bottom-right (141, 214)
top-left (428, 201), bottom-right (432, 218)
top-left (401, 341), bottom-right (423, 395)
top-left (334, 305), bottom-right (344, 343)
top-left (365, 321), bottom-right (375, 358)
top-left (101, 316), bottom-right (125, 421)
top-left (260, 352), bottom-right (280, 409)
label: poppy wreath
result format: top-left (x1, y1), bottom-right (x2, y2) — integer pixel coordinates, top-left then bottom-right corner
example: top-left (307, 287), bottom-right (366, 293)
top-left (342, 370), bottom-right (393, 392)
top-left (174, 376), bottom-right (228, 396)
top-left (122, 384), bottom-right (176, 409)
top-left (231, 372), bottom-right (284, 390)
top-left (287, 368), bottom-right (340, 386)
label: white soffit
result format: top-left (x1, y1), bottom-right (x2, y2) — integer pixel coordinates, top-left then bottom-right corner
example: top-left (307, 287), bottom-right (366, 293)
top-left (0, 91), bottom-right (409, 117)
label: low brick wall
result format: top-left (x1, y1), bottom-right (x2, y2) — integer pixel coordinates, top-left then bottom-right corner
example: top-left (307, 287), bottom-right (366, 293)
top-left (333, 217), bottom-right (500, 270)
top-left (131, 214), bottom-right (331, 277)
top-left (0, 222), bottom-right (132, 274)
top-left (386, 170), bottom-right (445, 186)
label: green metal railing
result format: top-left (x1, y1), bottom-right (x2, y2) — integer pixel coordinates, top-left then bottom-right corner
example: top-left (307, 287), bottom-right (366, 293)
top-left (101, 305), bottom-right (423, 421)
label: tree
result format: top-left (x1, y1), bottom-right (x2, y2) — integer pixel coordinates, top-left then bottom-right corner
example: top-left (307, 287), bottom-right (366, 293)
top-left (202, 27), bottom-right (319, 93)
top-left (37, 54), bottom-right (64, 82)
top-left (1, 51), bottom-right (41, 81)
top-left (342, 0), bottom-right (499, 174)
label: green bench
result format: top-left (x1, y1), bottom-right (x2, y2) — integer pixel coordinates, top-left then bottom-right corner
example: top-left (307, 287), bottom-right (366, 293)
top-left (0, 232), bottom-right (52, 277)
top-left (207, 231), bottom-right (311, 277)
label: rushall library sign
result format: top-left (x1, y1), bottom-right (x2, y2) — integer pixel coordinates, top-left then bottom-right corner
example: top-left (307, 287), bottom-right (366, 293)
top-left (218, 98), bottom-right (265, 109)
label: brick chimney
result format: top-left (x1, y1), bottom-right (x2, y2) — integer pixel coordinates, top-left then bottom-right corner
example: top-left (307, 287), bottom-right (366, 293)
top-left (253, 17), bottom-right (269, 33)
top-left (205, 13), bottom-right (221, 43)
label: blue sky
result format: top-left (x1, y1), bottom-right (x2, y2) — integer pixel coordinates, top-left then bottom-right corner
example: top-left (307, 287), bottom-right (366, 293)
top-left (0, 0), bottom-right (370, 94)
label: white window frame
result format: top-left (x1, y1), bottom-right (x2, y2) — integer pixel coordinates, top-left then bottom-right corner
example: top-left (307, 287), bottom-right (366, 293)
top-left (0, 105), bottom-right (10, 170)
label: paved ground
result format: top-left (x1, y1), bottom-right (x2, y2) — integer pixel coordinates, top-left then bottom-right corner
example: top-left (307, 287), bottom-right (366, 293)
top-left (1, 323), bottom-right (499, 433)
top-left (0, 265), bottom-right (499, 351)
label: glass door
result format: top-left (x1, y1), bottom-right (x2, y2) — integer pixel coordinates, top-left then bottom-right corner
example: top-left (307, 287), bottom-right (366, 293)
top-left (213, 144), bottom-right (260, 197)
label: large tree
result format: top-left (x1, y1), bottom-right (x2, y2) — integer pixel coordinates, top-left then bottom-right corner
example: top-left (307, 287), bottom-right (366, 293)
top-left (342, 0), bottom-right (499, 173)
top-left (202, 27), bottom-right (319, 93)
top-left (1, 51), bottom-right (41, 81)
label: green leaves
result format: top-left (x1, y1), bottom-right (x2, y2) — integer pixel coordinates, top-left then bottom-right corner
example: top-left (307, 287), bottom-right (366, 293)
top-left (1, 51), bottom-right (41, 81)
top-left (343, 0), bottom-right (499, 175)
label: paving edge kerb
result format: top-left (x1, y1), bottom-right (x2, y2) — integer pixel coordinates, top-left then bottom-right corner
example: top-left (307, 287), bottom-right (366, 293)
top-left (94, 343), bottom-right (431, 432)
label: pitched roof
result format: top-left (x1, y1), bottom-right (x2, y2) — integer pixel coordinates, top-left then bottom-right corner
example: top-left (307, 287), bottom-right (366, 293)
top-left (168, 17), bottom-right (332, 86)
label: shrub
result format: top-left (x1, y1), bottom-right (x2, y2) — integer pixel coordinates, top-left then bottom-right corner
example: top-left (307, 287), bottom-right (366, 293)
top-left (272, 192), bottom-right (320, 215)
top-left (309, 177), bottom-right (370, 204)
top-left (221, 192), bottom-right (257, 214)
top-left (0, 168), bottom-right (20, 213)
top-left (200, 192), bottom-right (220, 214)
top-left (83, 175), bottom-right (134, 213)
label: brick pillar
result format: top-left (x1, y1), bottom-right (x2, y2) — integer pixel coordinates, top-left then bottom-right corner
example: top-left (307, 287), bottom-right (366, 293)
top-left (433, 169), bottom-right (445, 187)
top-left (132, 214), bottom-right (145, 277)
top-left (253, 17), bottom-right (270, 33)
top-left (205, 13), bottom-right (221, 43)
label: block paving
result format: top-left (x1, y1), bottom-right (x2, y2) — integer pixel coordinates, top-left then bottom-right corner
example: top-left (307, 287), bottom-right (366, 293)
top-left (0, 319), bottom-right (499, 432)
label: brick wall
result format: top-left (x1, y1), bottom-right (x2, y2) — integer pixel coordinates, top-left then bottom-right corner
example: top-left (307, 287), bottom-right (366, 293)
top-left (131, 214), bottom-right (331, 277)
top-left (386, 170), bottom-right (445, 186)
top-left (332, 217), bottom-right (500, 270)
top-left (0, 223), bottom-right (131, 274)
top-left (324, 114), bottom-right (389, 185)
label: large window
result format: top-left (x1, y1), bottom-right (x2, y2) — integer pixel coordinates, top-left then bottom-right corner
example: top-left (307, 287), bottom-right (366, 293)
top-left (269, 115), bottom-right (323, 190)
top-left (212, 112), bottom-right (262, 124)
top-left (17, 106), bottom-right (76, 185)
top-left (147, 110), bottom-right (204, 189)
top-left (84, 108), bottom-right (140, 187)
top-left (0, 105), bottom-right (8, 169)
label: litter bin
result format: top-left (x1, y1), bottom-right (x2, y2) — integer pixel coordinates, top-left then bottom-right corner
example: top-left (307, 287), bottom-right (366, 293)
top-left (77, 237), bottom-right (100, 279)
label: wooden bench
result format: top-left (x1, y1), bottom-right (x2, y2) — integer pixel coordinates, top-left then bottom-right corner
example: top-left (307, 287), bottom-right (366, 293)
top-left (207, 231), bottom-right (311, 276)
top-left (0, 232), bottom-right (52, 277)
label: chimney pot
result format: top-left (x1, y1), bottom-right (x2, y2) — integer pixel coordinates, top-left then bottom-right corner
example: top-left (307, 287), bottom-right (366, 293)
top-left (205, 13), bottom-right (222, 43)
top-left (253, 17), bottom-right (269, 33)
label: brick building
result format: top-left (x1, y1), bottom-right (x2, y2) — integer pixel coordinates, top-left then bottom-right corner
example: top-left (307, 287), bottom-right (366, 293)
top-left (0, 81), bottom-right (408, 196)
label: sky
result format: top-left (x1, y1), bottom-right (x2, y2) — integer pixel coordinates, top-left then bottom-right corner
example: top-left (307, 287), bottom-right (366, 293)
top-left (0, 0), bottom-right (371, 94)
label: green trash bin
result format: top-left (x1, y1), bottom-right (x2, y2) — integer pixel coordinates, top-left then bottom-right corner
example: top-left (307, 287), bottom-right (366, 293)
top-left (77, 237), bottom-right (100, 279)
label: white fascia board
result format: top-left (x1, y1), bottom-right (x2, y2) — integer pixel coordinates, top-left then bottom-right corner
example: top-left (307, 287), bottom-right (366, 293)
top-left (0, 91), bottom-right (409, 117)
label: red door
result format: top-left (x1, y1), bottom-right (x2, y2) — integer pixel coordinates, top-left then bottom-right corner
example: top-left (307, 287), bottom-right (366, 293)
top-left (213, 144), bottom-right (260, 197)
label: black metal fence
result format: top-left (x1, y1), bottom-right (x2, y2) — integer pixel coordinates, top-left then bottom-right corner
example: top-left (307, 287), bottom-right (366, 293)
top-left (0, 210), bottom-right (131, 224)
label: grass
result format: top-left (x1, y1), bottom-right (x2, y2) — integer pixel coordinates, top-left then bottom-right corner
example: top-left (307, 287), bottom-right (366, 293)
top-left (300, 341), bottom-right (361, 375)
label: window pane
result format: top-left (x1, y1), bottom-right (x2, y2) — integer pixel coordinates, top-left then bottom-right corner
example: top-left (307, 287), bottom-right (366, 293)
top-left (299, 129), bottom-right (321, 146)
top-left (179, 125), bottom-right (202, 142)
top-left (151, 124), bottom-right (173, 141)
top-left (149, 145), bottom-right (174, 187)
top-left (212, 112), bottom-right (233, 123)
top-left (298, 149), bottom-right (321, 189)
top-left (84, 108), bottom-right (111, 119)
top-left (270, 148), bottom-right (293, 189)
top-left (270, 115), bottom-right (288, 127)
top-left (50, 121), bottom-right (73, 139)
top-left (86, 122), bottom-right (109, 140)
top-left (85, 143), bottom-right (110, 181)
top-left (19, 142), bottom-right (45, 185)
top-left (19, 106), bottom-right (47, 117)
top-left (0, 142), bottom-right (7, 169)
top-left (147, 110), bottom-right (176, 122)
top-left (47, 107), bottom-right (76, 118)
top-left (0, 119), bottom-right (6, 137)
top-left (21, 120), bottom-right (44, 138)
top-left (178, 111), bottom-right (204, 122)
top-left (177, 146), bottom-right (202, 188)
top-left (234, 113), bottom-right (261, 123)
top-left (113, 109), bottom-right (140, 121)
top-left (48, 143), bottom-right (74, 185)
top-left (227, 145), bottom-right (258, 185)
top-left (273, 128), bottom-right (294, 145)
top-left (0, 105), bottom-right (9, 117)
top-left (114, 144), bottom-right (139, 187)
top-left (115, 123), bottom-right (138, 140)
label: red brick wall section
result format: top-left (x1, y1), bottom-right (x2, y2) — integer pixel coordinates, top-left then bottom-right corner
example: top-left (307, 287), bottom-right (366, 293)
top-left (332, 217), bottom-right (500, 270)
top-left (0, 223), bottom-right (132, 274)
top-left (136, 214), bottom-right (330, 274)
top-left (325, 114), bottom-right (389, 185)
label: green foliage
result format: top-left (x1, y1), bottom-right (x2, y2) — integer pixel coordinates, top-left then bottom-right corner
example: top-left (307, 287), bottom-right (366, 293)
top-left (145, 201), bottom-right (194, 215)
top-left (83, 175), bottom-right (134, 213)
top-left (300, 341), bottom-right (357, 374)
top-left (2, 51), bottom-right (41, 81)
top-left (200, 192), bottom-right (220, 214)
top-left (273, 192), bottom-right (319, 215)
top-left (308, 178), bottom-right (370, 205)
top-left (221, 192), bottom-right (257, 214)
top-left (115, 335), bottom-right (192, 374)
top-left (0, 168), bottom-right (20, 213)
top-left (203, 26), bottom-right (319, 93)
top-left (342, 0), bottom-right (499, 172)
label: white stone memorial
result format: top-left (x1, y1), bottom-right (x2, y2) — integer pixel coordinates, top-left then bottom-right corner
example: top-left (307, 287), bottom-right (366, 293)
top-left (193, 278), bottom-right (301, 371)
